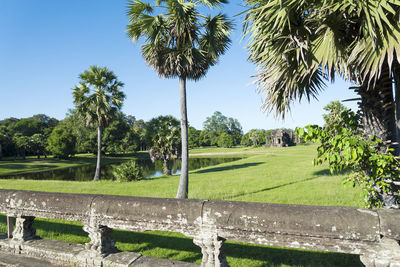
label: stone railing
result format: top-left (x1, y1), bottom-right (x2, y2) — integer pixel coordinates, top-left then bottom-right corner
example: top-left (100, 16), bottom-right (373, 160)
top-left (0, 189), bottom-right (399, 267)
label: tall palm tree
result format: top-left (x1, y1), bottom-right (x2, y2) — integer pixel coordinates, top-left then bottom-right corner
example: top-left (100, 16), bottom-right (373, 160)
top-left (73, 66), bottom-right (125, 181)
top-left (126, 0), bottom-right (232, 198)
top-left (244, 0), bottom-right (400, 147)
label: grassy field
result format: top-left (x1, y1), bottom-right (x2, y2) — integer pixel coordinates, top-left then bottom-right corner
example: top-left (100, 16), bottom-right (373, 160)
top-left (0, 145), bottom-right (364, 266)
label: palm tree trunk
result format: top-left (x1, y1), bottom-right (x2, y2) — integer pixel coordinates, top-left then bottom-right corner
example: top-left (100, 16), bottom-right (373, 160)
top-left (163, 159), bottom-right (171, 176)
top-left (176, 76), bottom-right (189, 199)
top-left (93, 126), bottom-right (102, 181)
top-left (357, 63), bottom-right (399, 207)
top-left (357, 64), bottom-right (397, 152)
top-left (393, 61), bottom-right (400, 154)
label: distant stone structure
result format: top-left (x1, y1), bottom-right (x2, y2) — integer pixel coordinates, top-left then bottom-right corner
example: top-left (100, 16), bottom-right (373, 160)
top-left (266, 129), bottom-right (297, 147)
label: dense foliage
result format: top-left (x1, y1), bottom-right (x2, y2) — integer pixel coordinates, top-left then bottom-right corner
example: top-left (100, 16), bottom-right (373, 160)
top-left (0, 114), bottom-right (59, 159)
top-left (0, 110), bottom-right (294, 160)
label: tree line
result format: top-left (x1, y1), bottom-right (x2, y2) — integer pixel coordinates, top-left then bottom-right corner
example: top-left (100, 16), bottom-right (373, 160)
top-left (0, 110), bottom-right (293, 160)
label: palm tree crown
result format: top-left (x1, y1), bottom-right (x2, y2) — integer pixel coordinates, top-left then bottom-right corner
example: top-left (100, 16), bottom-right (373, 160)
top-left (126, 0), bottom-right (232, 80)
top-left (73, 66), bottom-right (125, 128)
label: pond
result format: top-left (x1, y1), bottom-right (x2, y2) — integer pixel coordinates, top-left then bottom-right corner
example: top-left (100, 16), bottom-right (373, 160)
top-left (0, 157), bottom-right (241, 181)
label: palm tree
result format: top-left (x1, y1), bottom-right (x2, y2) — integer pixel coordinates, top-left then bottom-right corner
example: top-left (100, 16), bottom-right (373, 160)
top-left (244, 0), bottom-right (400, 147)
top-left (73, 66), bottom-right (125, 181)
top-left (126, 0), bottom-right (232, 198)
top-left (244, 0), bottom-right (400, 206)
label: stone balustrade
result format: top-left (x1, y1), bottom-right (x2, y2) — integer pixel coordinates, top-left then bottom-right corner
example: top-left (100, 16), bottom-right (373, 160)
top-left (0, 189), bottom-right (399, 267)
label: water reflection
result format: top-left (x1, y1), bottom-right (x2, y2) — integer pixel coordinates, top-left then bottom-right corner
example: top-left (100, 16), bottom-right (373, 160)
top-left (0, 158), bottom-right (241, 181)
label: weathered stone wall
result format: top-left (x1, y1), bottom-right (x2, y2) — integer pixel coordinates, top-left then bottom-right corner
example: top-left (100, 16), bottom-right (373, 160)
top-left (0, 189), bottom-right (399, 267)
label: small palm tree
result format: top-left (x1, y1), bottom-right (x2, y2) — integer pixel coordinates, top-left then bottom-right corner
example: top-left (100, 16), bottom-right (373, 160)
top-left (149, 119), bottom-right (181, 176)
top-left (126, 0), bottom-right (232, 198)
top-left (73, 66), bottom-right (125, 181)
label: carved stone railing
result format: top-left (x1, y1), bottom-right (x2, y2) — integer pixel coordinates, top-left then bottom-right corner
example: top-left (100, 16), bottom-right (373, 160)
top-left (0, 189), bottom-right (399, 267)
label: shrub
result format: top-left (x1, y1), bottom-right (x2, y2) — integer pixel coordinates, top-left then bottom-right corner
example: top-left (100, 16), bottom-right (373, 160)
top-left (47, 125), bottom-right (76, 159)
top-left (112, 160), bottom-right (144, 182)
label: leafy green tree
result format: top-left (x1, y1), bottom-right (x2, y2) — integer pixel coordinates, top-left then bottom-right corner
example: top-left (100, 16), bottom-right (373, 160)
top-left (11, 118), bottom-right (46, 137)
top-left (188, 126), bottom-right (201, 149)
top-left (323, 101), bottom-right (349, 131)
top-left (102, 112), bottom-right (131, 154)
top-left (47, 125), bottom-right (76, 159)
top-left (13, 134), bottom-right (30, 159)
top-left (204, 111), bottom-right (230, 132)
top-left (0, 126), bottom-right (10, 159)
top-left (242, 129), bottom-right (268, 147)
top-left (133, 119), bottom-right (147, 151)
top-left (241, 132), bottom-right (251, 146)
top-left (244, 0), bottom-right (400, 152)
top-left (30, 114), bottom-right (59, 137)
top-left (127, 0), bottom-right (232, 198)
top-left (147, 116), bottom-right (181, 175)
top-left (249, 129), bottom-right (260, 146)
top-left (203, 111), bottom-right (243, 146)
top-left (72, 66), bottom-right (125, 181)
top-left (30, 133), bottom-right (47, 159)
top-left (217, 132), bottom-right (233, 148)
top-left (63, 110), bottom-right (97, 154)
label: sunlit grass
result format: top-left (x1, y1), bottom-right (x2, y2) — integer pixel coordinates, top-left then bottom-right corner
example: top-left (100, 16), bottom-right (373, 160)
top-left (0, 144), bottom-right (364, 266)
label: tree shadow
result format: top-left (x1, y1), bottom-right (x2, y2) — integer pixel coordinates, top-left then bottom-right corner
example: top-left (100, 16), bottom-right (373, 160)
top-left (194, 162), bottom-right (264, 174)
top-left (0, 214), bottom-right (362, 266)
top-left (0, 164), bottom-right (56, 171)
top-left (313, 168), bottom-right (351, 176)
top-left (223, 176), bottom-right (321, 200)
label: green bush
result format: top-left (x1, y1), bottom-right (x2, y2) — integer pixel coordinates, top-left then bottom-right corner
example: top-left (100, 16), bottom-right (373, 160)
top-left (112, 160), bottom-right (144, 182)
top-left (47, 125), bottom-right (76, 159)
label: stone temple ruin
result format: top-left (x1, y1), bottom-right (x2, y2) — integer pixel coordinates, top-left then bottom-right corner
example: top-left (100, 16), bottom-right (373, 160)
top-left (266, 129), bottom-right (297, 147)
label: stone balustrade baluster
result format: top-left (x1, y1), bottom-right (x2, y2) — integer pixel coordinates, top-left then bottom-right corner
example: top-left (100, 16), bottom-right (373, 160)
top-left (193, 234), bottom-right (229, 267)
top-left (83, 223), bottom-right (116, 257)
top-left (11, 215), bottom-right (37, 242)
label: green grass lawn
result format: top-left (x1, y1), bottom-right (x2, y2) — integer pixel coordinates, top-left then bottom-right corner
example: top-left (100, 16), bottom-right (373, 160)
top-left (0, 145), bottom-right (364, 266)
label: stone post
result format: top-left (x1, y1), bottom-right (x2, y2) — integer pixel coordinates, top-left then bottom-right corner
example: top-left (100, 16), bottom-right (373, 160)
top-left (193, 234), bottom-right (229, 267)
top-left (83, 224), bottom-right (116, 257)
top-left (360, 238), bottom-right (400, 267)
top-left (6, 216), bottom-right (14, 238)
top-left (12, 216), bottom-right (36, 242)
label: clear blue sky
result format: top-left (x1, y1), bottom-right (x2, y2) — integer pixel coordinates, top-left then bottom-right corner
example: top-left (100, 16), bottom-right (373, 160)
top-left (0, 0), bottom-right (359, 132)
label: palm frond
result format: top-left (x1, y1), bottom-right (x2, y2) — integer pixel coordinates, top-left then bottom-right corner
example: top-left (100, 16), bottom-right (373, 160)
top-left (126, 0), bottom-right (231, 81)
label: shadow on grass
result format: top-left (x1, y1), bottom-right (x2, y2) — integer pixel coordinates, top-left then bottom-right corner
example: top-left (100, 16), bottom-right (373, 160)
top-left (0, 215), bottom-right (362, 266)
top-left (223, 176), bottom-right (321, 200)
top-left (0, 164), bottom-right (57, 171)
top-left (313, 168), bottom-right (352, 176)
top-left (194, 162), bottom-right (264, 174)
